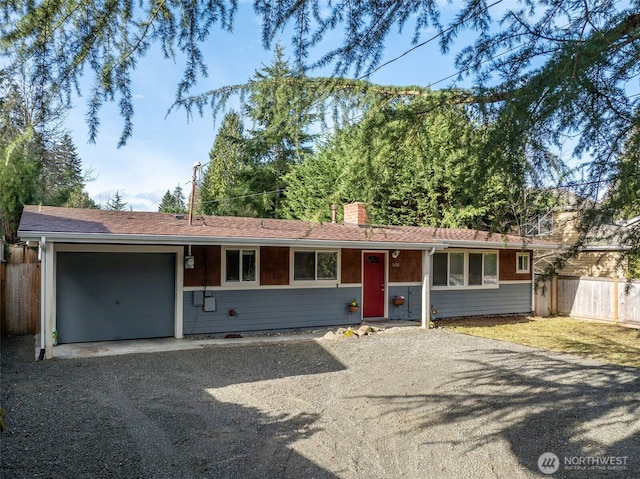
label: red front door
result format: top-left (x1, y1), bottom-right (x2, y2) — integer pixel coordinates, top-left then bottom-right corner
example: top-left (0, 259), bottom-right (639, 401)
top-left (363, 252), bottom-right (385, 318)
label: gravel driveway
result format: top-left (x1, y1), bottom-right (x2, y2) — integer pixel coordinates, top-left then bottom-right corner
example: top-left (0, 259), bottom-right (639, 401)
top-left (2, 327), bottom-right (639, 478)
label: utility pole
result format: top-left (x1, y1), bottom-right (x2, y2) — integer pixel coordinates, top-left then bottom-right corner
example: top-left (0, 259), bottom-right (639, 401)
top-left (188, 162), bottom-right (201, 226)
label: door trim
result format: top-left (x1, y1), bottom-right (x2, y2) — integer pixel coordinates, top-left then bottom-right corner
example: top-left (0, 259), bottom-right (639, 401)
top-left (361, 250), bottom-right (388, 318)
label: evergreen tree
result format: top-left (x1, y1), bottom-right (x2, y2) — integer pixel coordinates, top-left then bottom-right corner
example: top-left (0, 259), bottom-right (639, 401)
top-left (282, 97), bottom-right (526, 230)
top-left (4, 0), bottom-right (639, 264)
top-left (199, 111), bottom-right (251, 216)
top-left (64, 189), bottom-right (98, 209)
top-left (240, 44), bottom-right (316, 217)
top-left (40, 133), bottom-right (86, 206)
top-left (0, 146), bottom-right (40, 242)
top-left (0, 73), bottom-right (44, 241)
top-left (159, 185), bottom-right (187, 213)
top-left (199, 47), bottom-right (318, 218)
top-left (0, 71), bottom-right (96, 240)
top-left (106, 191), bottom-right (127, 211)
top-left (172, 185), bottom-right (187, 213)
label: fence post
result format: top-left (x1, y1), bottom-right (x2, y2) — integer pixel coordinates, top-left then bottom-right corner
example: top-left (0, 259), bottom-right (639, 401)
top-left (613, 276), bottom-right (619, 325)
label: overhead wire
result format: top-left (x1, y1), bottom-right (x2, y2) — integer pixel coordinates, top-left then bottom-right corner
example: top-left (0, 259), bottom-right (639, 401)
top-left (190, 0), bottom-right (637, 210)
top-left (357, 0), bottom-right (506, 81)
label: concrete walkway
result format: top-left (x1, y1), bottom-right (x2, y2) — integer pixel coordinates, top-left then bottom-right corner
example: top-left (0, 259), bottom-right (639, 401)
top-left (50, 320), bottom-right (420, 359)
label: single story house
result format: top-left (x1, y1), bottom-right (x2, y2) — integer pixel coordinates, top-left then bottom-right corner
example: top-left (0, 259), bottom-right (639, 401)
top-left (18, 203), bottom-right (557, 358)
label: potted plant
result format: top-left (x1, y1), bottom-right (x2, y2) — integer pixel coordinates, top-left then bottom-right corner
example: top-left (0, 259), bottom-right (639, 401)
top-left (348, 298), bottom-right (359, 312)
top-left (392, 295), bottom-right (405, 306)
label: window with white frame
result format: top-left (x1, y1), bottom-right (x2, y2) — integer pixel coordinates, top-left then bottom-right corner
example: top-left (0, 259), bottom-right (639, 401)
top-left (516, 252), bottom-right (530, 274)
top-left (292, 250), bottom-right (338, 281)
top-left (432, 251), bottom-right (499, 287)
top-left (224, 248), bottom-right (258, 284)
top-left (524, 214), bottom-right (553, 236)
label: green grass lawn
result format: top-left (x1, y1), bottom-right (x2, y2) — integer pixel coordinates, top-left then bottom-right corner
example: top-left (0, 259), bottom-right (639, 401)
top-left (438, 316), bottom-right (640, 368)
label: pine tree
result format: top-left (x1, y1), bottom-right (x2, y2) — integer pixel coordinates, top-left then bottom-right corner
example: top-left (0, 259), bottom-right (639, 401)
top-left (199, 47), bottom-right (318, 218)
top-left (282, 97), bottom-right (525, 230)
top-left (106, 191), bottom-right (127, 211)
top-left (4, 0), bottom-right (639, 263)
top-left (199, 111), bottom-right (249, 216)
top-left (41, 133), bottom-right (86, 206)
top-left (159, 185), bottom-right (187, 213)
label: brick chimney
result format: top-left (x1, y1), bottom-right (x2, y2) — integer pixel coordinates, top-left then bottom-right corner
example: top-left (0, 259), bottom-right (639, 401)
top-left (343, 202), bottom-right (368, 225)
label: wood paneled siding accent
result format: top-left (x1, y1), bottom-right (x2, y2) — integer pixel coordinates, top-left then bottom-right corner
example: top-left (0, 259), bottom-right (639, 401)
top-left (499, 250), bottom-right (532, 281)
top-left (388, 250), bottom-right (422, 283)
top-left (183, 287), bottom-right (361, 335)
top-left (431, 283), bottom-right (532, 319)
top-left (184, 246), bottom-right (221, 287)
top-left (387, 285), bottom-right (422, 321)
top-left (341, 249), bottom-right (362, 283)
top-left (260, 246), bottom-right (289, 285)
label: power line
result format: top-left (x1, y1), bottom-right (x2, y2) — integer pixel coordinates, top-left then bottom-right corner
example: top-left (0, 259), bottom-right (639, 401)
top-left (358, 0), bottom-right (505, 81)
top-left (198, 189), bottom-right (283, 205)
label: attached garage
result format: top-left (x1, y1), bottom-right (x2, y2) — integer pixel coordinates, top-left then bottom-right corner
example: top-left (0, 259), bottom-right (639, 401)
top-left (54, 247), bottom-right (181, 344)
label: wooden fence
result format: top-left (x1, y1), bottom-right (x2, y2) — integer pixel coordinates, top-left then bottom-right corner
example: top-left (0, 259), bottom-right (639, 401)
top-left (535, 275), bottom-right (640, 328)
top-left (0, 244), bottom-right (41, 335)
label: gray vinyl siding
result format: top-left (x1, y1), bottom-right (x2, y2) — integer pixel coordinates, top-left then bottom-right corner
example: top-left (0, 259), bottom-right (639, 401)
top-left (386, 283), bottom-right (531, 321)
top-left (387, 285), bottom-right (422, 321)
top-left (183, 287), bottom-right (362, 335)
top-left (56, 252), bottom-right (175, 343)
top-left (430, 282), bottom-right (532, 319)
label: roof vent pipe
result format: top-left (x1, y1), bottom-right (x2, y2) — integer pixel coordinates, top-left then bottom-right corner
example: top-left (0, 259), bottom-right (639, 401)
top-left (331, 204), bottom-right (337, 223)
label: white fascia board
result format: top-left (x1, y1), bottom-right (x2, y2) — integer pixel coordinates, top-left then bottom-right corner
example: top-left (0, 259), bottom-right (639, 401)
top-left (443, 239), bottom-right (560, 250)
top-left (17, 231), bottom-right (450, 251)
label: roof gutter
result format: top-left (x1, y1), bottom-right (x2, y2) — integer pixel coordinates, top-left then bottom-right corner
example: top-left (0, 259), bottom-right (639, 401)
top-left (17, 230), bottom-right (451, 251)
top-left (581, 245), bottom-right (632, 252)
top-left (438, 239), bottom-right (560, 250)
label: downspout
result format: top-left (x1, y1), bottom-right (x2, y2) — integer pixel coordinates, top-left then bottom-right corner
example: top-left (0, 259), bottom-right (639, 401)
top-left (38, 236), bottom-right (46, 360)
top-left (530, 252), bottom-right (536, 315)
top-left (421, 247), bottom-right (436, 329)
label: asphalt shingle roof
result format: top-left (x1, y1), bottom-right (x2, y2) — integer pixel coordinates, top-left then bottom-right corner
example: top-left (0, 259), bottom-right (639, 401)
top-left (18, 205), bottom-right (557, 249)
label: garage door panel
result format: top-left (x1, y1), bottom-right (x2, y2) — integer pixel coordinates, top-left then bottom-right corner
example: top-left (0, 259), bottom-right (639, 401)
top-left (56, 252), bottom-right (175, 343)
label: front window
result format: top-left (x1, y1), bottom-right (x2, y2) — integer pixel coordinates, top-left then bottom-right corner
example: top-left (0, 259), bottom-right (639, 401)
top-left (449, 252), bottom-right (464, 286)
top-left (483, 252), bottom-right (498, 285)
top-left (225, 248), bottom-right (257, 283)
top-left (293, 250), bottom-right (338, 281)
top-left (516, 252), bottom-right (530, 274)
top-left (433, 253), bottom-right (448, 286)
top-left (432, 251), bottom-right (499, 288)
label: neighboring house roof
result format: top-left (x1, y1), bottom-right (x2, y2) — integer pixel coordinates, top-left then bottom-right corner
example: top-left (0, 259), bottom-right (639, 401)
top-left (616, 215), bottom-right (640, 228)
top-left (579, 215), bottom-right (639, 251)
top-left (583, 224), bottom-right (632, 251)
top-left (18, 205), bottom-right (558, 250)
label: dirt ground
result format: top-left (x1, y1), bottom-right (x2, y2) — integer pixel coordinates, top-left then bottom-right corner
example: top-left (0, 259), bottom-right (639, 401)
top-left (2, 327), bottom-right (639, 478)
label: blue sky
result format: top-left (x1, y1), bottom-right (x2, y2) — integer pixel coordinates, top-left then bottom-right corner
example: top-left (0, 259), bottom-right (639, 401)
top-left (64, 2), bottom-right (481, 211)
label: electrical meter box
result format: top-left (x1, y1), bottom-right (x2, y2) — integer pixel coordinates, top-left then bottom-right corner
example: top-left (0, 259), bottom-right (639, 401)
top-left (203, 297), bottom-right (216, 312)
